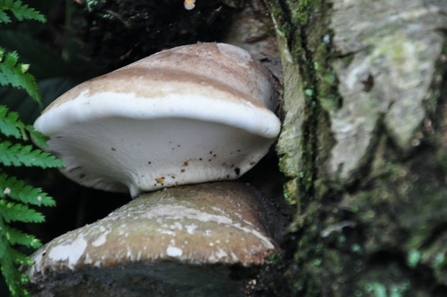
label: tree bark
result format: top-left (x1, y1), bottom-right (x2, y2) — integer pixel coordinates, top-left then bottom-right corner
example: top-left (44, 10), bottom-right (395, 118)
top-left (251, 0), bottom-right (447, 296)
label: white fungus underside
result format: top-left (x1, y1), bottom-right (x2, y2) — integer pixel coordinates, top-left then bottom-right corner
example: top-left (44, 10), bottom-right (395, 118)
top-left (34, 92), bottom-right (281, 196)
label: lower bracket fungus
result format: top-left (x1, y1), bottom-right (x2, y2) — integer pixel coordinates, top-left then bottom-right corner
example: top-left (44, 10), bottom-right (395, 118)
top-left (26, 182), bottom-right (279, 297)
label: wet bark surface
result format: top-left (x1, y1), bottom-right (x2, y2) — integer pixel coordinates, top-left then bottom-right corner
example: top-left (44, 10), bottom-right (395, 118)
top-left (250, 0), bottom-right (447, 296)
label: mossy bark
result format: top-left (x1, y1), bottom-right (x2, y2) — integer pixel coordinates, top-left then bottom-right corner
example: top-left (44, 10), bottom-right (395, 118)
top-left (250, 0), bottom-right (447, 296)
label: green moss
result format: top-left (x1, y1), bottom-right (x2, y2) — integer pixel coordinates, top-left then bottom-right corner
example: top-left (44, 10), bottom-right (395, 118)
top-left (283, 178), bottom-right (298, 206)
top-left (257, 0), bottom-right (339, 295)
top-left (251, 1), bottom-right (447, 296)
top-left (407, 250), bottom-right (421, 268)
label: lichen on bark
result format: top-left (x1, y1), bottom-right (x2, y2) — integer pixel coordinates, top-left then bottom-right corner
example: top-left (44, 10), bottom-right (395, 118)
top-left (252, 0), bottom-right (447, 296)
top-left (329, 0), bottom-right (446, 182)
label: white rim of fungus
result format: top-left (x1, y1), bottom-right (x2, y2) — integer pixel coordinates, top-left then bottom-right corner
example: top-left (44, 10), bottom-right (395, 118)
top-left (34, 91), bottom-right (281, 139)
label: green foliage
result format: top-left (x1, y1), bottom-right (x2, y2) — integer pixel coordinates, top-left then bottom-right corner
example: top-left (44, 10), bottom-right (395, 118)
top-left (0, 109), bottom-right (63, 297)
top-left (0, 0), bottom-right (45, 24)
top-left (0, 2), bottom-right (63, 297)
top-left (0, 105), bottom-right (26, 138)
top-left (0, 1), bottom-right (43, 107)
top-left (0, 140), bottom-right (62, 167)
top-left (0, 49), bottom-right (41, 106)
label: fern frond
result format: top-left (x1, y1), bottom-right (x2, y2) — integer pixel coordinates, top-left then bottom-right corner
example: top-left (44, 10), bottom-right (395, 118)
top-left (0, 173), bottom-right (55, 206)
top-left (0, 218), bottom-right (31, 297)
top-left (26, 124), bottom-right (49, 149)
top-left (0, 246), bottom-right (31, 292)
top-left (3, 225), bottom-right (41, 249)
top-left (0, 0), bottom-right (45, 24)
top-left (0, 105), bottom-right (26, 139)
top-left (0, 8), bottom-right (8, 23)
top-left (0, 140), bottom-right (64, 168)
top-left (0, 2), bottom-right (58, 296)
top-left (7, 245), bottom-right (33, 267)
top-left (0, 259), bottom-right (29, 297)
top-left (0, 200), bottom-right (44, 223)
top-left (0, 48), bottom-right (41, 104)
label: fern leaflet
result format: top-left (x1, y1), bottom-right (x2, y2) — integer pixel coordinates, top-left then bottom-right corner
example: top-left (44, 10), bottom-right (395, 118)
top-left (0, 173), bottom-right (55, 206)
top-left (0, 140), bottom-right (63, 168)
top-left (0, 200), bottom-right (45, 223)
top-left (0, 106), bottom-right (26, 139)
top-left (2, 225), bottom-right (41, 249)
top-left (0, 217), bottom-right (32, 297)
top-left (25, 125), bottom-right (49, 149)
top-left (0, 0), bottom-right (45, 24)
top-left (0, 48), bottom-right (41, 104)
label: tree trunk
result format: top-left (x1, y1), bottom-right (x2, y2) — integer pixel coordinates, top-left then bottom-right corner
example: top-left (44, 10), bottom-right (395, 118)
top-left (251, 0), bottom-right (447, 296)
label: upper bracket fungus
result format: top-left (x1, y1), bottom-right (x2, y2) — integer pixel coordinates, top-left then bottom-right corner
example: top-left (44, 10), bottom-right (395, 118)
top-left (34, 43), bottom-right (281, 197)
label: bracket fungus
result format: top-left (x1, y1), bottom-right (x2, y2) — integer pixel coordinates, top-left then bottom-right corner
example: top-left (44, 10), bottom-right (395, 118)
top-left (28, 43), bottom-right (283, 296)
top-left (34, 42), bottom-right (281, 197)
top-left (26, 182), bottom-right (279, 296)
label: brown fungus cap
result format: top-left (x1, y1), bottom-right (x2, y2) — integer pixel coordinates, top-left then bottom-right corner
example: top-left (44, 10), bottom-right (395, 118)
top-left (26, 182), bottom-right (279, 296)
top-left (34, 43), bottom-right (281, 197)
